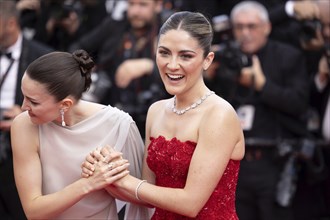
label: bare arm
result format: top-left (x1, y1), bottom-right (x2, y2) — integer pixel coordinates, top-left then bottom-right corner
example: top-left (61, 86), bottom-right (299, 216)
top-left (87, 144), bottom-right (153, 206)
top-left (115, 100), bottom-right (244, 217)
top-left (11, 112), bottom-right (129, 219)
top-left (82, 121), bottom-right (154, 206)
top-left (81, 100), bottom-right (244, 217)
top-left (115, 58), bottom-right (154, 88)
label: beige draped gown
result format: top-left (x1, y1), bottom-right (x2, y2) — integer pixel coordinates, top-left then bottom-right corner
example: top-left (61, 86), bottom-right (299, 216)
top-left (39, 105), bottom-right (152, 219)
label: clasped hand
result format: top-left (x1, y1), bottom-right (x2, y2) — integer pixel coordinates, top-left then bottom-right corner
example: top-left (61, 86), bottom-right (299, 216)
top-left (81, 145), bottom-right (130, 190)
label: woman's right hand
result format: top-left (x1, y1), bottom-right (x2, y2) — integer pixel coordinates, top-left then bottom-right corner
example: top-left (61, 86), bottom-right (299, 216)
top-left (81, 146), bottom-right (128, 178)
top-left (83, 154), bottom-right (130, 192)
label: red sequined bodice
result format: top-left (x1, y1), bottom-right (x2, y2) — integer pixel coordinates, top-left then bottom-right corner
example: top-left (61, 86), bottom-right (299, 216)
top-left (147, 136), bottom-right (240, 220)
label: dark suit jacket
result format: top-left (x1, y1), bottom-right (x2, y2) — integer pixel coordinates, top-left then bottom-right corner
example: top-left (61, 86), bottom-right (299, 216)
top-left (14, 37), bottom-right (53, 106)
top-left (214, 40), bottom-right (310, 139)
top-left (310, 77), bottom-right (330, 138)
top-left (247, 40), bottom-right (310, 138)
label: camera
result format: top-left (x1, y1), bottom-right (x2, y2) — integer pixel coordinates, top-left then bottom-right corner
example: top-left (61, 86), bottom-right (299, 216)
top-left (49, 0), bottom-right (75, 20)
top-left (215, 41), bottom-right (252, 79)
top-left (300, 19), bottom-right (322, 43)
top-left (212, 15), bottom-right (252, 80)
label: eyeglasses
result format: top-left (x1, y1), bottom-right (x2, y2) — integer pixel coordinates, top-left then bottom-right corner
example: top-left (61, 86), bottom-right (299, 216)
top-left (232, 23), bottom-right (263, 31)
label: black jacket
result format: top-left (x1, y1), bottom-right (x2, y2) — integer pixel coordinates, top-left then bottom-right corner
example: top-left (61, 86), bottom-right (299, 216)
top-left (15, 37), bottom-right (54, 106)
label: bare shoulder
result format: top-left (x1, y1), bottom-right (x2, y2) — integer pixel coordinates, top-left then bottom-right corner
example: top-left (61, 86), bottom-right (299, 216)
top-left (202, 95), bottom-right (244, 160)
top-left (12, 111), bottom-right (36, 130)
top-left (11, 111), bottom-right (38, 146)
top-left (206, 95), bottom-right (238, 121)
top-left (147, 98), bottom-right (170, 117)
top-left (145, 98), bottom-right (171, 134)
top-left (202, 95), bottom-right (242, 141)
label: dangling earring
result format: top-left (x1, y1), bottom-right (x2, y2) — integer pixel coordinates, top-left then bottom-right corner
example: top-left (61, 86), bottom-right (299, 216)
top-left (60, 109), bottom-right (66, 126)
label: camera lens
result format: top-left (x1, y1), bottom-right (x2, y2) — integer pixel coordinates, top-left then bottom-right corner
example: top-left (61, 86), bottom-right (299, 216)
top-left (300, 20), bottom-right (321, 42)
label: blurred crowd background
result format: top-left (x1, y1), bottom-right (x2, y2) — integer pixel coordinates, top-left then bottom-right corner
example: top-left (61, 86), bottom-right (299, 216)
top-left (0, 0), bottom-right (329, 219)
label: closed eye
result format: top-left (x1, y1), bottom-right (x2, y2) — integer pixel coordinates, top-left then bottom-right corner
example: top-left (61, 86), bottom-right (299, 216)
top-left (180, 54), bottom-right (193, 59)
top-left (158, 49), bottom-right (170, 56)
top-left (24, 96), bottom-right (39, 105)
top-left (30, 101), bottom-right (39, 105)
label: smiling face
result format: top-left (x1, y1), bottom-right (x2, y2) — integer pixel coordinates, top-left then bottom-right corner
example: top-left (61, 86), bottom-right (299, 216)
top-left (21, 74), bottom-right (63, 125)
top-left (156, 29), bottom-right (214, 96)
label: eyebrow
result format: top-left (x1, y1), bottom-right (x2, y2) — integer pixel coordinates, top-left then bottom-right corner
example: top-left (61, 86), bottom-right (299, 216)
top-left (158, 46), bottom-right (197, 54)
top-left (24, 95), bottom-right (39, 102)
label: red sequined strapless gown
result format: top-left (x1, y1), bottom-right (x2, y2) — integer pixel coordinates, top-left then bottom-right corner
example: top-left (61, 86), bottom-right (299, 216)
top-left (147, 136), bottom-right (240, 220)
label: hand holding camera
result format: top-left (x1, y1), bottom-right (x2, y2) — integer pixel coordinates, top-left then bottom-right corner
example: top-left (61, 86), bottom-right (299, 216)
top-left (239, 55), bottom-right (266, 91)
top-left (293, 1), bottom-right (320, 21)
top-left (46, 0), bottom-right (79, 36)
top-left (300, 20), bottom-right (324, 50)
top-left (317, 54), bottom-right (330, 84)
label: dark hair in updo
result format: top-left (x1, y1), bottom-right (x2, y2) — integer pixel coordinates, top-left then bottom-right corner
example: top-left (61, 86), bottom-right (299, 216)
top-left (26, 50), bottom-right (94, 101)
top-left (158, 11), bottom-right (213, 58)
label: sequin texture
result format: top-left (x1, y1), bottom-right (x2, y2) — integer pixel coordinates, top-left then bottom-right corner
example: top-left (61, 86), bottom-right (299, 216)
top-left (147, 136), bottom-right (240, 220)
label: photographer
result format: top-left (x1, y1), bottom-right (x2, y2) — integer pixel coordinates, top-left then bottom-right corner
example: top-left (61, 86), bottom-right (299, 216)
top-left (266, 0), bottom-right (325, 77)
top-left (307, 2), bottom-right (330, 218)
top-left (308, 1), bottom-right (330, 143)
top-left (32, 0), bottom-right (107, 51)
top-left (206, 1), bottom-right (310, 220)
top-left (311, 29), bottom-right (329, 142)
top-left (284, 0), bottom-right (322, 50)
top-left (205, 14), bottom-right (252, 102)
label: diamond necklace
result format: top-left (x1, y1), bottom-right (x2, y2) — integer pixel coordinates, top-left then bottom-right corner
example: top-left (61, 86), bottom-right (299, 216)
top-left (172, 91), bottom-right (215, 115)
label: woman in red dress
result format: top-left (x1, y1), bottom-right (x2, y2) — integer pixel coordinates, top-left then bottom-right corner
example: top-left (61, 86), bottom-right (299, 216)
top-left (83, 11), bottom-right (245, 219)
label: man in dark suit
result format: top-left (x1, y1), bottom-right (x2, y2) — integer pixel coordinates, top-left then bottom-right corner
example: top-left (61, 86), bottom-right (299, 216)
top-left (307, 1), bottom-right (330, 218)
top-left (0, 1), bottom-right (53, 219)
top-left (206, 1), bottom-right (310, 220)
top-left (310, 0), bottom-right (330, 144)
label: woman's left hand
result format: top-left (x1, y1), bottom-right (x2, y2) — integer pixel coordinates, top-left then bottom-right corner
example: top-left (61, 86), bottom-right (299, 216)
top-left (81, 146), bottom-right (124, 178)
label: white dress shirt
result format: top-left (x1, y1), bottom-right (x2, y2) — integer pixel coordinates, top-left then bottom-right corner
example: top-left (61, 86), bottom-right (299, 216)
top-left (0, 34), bottom-right (22, 109)
top-left (314, 73), bottom-right (330, 142)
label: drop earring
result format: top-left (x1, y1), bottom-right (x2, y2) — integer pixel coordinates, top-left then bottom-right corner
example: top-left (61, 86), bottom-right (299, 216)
top-left (60, 109), bottom-right (66, 126)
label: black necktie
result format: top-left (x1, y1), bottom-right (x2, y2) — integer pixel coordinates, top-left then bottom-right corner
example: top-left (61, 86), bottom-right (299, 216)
top-left (0, 51), bottom-right (14, 89)
top-left (0, 51), bottom-right (12, 59)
